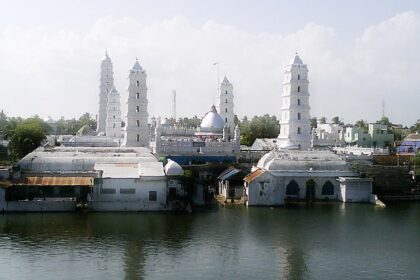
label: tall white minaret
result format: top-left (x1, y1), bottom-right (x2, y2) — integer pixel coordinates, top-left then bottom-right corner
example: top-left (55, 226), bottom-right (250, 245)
top-left (97, 51), bottom-right (114, 133)
top-left (105, 85), bottom-right (122, 139)
top-left (277, 53), bottom-right (311, 150)
top-left (123, 59), bottom-right (149, 147)
top-left (216, 76), bottom-right (235, 137)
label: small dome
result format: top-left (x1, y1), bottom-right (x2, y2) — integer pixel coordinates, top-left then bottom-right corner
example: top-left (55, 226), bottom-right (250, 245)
top-left (290, 53), bottom-right (303, 65)
top-left (200, 105), bottom-right (225, 130)
top-left (132, 59), bottom-right (143, 71)
top-left (165, 159), bottom-right (184, 176)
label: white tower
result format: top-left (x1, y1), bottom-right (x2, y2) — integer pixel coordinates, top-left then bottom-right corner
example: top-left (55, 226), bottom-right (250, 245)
top-left (97, 51), bottom-right (114, 133)
top-left (277, 53), bottom-right (311, 150)
top-left (105, 85), bottom-right (122, 139)
top-left (123, 59), bottom-right (149, 147)
top-left (216, 76), bottom-right (235, 137)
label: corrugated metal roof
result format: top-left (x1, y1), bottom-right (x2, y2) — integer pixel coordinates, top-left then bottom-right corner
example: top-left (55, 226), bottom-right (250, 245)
top-left (243, 169), bottom-right (265, 183)
top-left (21, 176), bottom-right (93, 186)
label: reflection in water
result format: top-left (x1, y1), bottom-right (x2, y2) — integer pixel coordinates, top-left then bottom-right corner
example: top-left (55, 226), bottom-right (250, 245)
top-left (0, 203), bottom-right (420, 280)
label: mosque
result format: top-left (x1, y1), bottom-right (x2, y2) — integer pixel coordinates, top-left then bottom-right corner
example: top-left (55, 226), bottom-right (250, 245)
top-left (242, 54), bottom-right (375, 206)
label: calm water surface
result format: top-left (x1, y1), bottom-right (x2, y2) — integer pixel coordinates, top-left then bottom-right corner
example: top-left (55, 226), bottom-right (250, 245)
top-left (0, 203), bottom-right (419, 280)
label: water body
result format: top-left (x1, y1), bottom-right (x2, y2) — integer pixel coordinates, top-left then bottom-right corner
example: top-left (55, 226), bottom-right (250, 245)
top-left (0, 203), bottom-right (419, 280)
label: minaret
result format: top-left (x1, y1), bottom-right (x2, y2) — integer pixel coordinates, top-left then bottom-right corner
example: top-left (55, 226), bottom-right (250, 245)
top-left (216, 76), bottom-right (235, 137)
top-left (97, 51), bottom-right (114, 133)
top-left (277, 53), bottom-right (311, 150)
top-left (123, 59), bottom-right (149, 147)
top-left (105, 85), bottom-right (122, 139)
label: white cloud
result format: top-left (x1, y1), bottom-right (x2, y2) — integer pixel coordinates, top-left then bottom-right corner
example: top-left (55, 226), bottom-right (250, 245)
top-left (0, 12), bottom-right (419, 125)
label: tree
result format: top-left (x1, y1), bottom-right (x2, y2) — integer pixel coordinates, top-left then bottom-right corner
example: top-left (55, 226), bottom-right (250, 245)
top-left (239, 114), bottom-right (279, 146)
top-left (10, 118), bottom-right (47, 159)
top-left (310, 117), bottom-right (318, 129)
top-left (355, 119), bottom-right (368, 132)
top-left (319, 117), bottom-right (327, 124)
top-left (378, 116), bottom-right (390, 126)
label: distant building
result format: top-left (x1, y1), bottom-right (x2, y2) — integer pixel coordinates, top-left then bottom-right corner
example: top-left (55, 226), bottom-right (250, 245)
top-left (397, 133), bottom-right (420, 154)
top-left (277, 54), bottom-right (311, 150)
top-left (123, 59), bottom-right (149, 147)
top-left (344, 123), bottom-right (394, 148)
top-left (312, 123), bottom-right (344, 147)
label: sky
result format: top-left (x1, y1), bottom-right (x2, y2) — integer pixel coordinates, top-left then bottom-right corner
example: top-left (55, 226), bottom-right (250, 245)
top-left (0, 0), bottom-right (419, 126)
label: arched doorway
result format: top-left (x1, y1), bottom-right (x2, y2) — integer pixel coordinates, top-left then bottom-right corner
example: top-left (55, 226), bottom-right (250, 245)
top-left (321, 180), bottom-right (335, 195)
top-left (306, 179), bottom-right (316, 200)
top-left (286, 180), bottom-right (300, 196)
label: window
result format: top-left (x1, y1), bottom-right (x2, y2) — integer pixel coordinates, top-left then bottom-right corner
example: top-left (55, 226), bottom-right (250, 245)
top-left (298, 74), bottom-right (300, 80)
top-left (136, 120), bottom-right (140, 127)
top-left (298, 113), bottom-right (301, 120)
top-left (149, 191), bottom-right (157, 201)
top-left (136, 92), bottom-right (140, 99)
top-left (136, 80), bottom-right (140, 87)
top-left (225, 99), bottom-right (228, 103)
top-left (297, 86), bottom-right (301, 92)
top-left (225, 118), bottom-right (227, 123)
top-left (297, 127), bottom-right (301, 134)
top-left (297, 99), bottom-right (301, 105)
top-left (113, 115), bottom-right (115, 119)
top-left (136, 134), bottom-right (140, 142)
top-left (120, 188), bottom-right (136, 194)
top-left (136, 106), bottom-right (140, 112)
top-left (101, 188), bottom-right (116, 194)
top-left (321, 181), bottom-right (335, 195)
top-left (225, 90), bottom-right (228, 95)
top-left (225, 108), bottom-right (227, 113)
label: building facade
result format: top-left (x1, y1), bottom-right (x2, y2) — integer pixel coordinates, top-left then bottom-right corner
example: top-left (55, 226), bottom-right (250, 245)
top-left (123, 59), bottom-right (149, 147)
top-left (277, 54), bottom-right (311, 150)
top-left (97, 52), bottom-right (114, 133)
top-left (216, 76), bottom-right (235, 138)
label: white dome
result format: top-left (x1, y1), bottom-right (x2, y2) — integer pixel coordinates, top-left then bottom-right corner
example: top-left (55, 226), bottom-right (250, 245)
top-left (290, 53), bottom-right (303, 65)
top-left (132, 59), bottom-right (143, 71)
top-left (165, 159), bottom-right (184, 176)
top-left (200, 105), bottom-right (225, 130)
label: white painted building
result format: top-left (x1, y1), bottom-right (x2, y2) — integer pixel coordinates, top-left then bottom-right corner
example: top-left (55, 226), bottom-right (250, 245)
top-left (97, 51), bottom-right (114, 133)
top-left (244, 150), bottom-right (365, 206)
top-left (105, 85), bottom-right (122, 140)
top-left (123, 59), bottom-right (149, 147)
top-left (91, 162), bottom-right (167, 211)
top-left (312, 123), bottom-right (344, 147)
top-left (277, 54), bottom-right (311, 150)
top-left (216, 76), bottom-right (235, 137)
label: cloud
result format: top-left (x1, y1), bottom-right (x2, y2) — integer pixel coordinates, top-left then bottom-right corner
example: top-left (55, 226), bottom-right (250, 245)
top-left (0, 12), bottom-right (419, 125)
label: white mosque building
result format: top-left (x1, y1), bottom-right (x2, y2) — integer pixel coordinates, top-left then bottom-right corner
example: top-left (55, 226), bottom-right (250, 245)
top-left (244, 54), bottom-right (374, 206)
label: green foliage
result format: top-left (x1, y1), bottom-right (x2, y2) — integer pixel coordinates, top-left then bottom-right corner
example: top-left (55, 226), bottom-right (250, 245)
top-left (177, 116), bottom-right (201, 128)
top-left (331, 116), bottom-right (344, 125)
top-left (319, 117), bottom-right (327, 124)
top-left (355, 119), bottom-right (368, 132)
top-left (378, 116), bottom-right (390, 126)
top-left (239, 114), bottom-right (279, 146)
top-left (56, 113), bottom-right (97, 135)
top-left (310, 117), bottom-right (318, 129)
top-left (10, 118), bottom-right (47, 159)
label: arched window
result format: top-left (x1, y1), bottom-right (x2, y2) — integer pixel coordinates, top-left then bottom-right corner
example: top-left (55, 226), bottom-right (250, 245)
top-left (297, 99), bottom-right (301, 105)
top-left (298, 74), bottom-right (300, 80)
top-left (225, 108), bottom-right (227, 113)
top-left (297, 127), bottom-right (301, 134)
top-left (225, 90), bottom-right (228, 95)
top-left (297, 86), bottom-right (301, 92)
top-left (136, 134), bottom-right (140, 142)
top-left (225, 118), bottom-right (227, 123)
top-left (136, 106), bottom-right (140, 112)
top-left (225, 99), bottom-right (228, 103)
top-left (286, 180), bottom-right (299, 195)
top-left (113, 115), bottom-right (115, 119)
top-left (136, 120), bottom-right (140, 127)
top-left (136, 81), bottom-right (140, 87)
top-left (322, 181), bottom-right (335, 195)
top-left (298, 113), bottom-right (301, 120)
top-left (136, 93), bottom-right (140, 99)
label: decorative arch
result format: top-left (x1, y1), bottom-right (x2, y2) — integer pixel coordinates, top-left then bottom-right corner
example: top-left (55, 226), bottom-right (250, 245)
top-left (286, 180), bottom-right (300, 195)
top-left (321, 181), bottom-right (335, 195)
